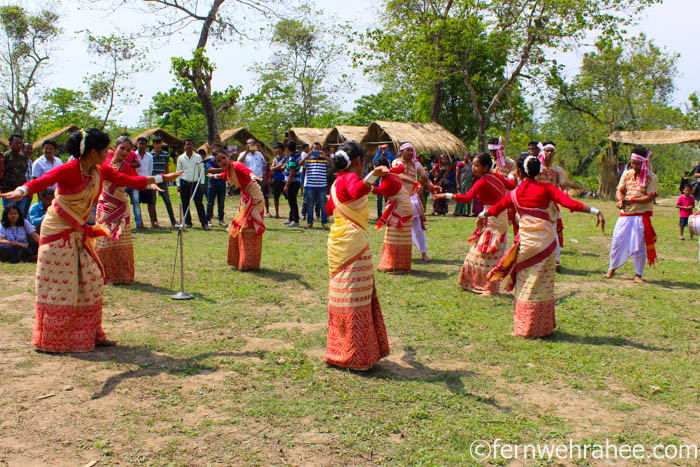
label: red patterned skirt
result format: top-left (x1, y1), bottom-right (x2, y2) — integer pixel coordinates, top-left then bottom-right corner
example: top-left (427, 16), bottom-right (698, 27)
top-left (513, 251), bottom-right (556, 338)
top-left (227, 228), bottom-right (263, 270)
top-left (458, 210), bottom-right (508, 294)
top-left (33, 231), bottom-right (107, 352)
top-left (326, 248), bottom-right (390, 370)
top-left (377, 224), bottom-right (412, 273)
top-left (95, 224), bottom-right (134, 284)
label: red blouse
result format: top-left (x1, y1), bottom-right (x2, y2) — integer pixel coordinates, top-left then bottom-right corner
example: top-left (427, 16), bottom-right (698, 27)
top-left (326, 171), bottom-right (372, 215)
top-left (224, 161), bottom-right (254, 190)
top-left (487, 178), bottom-right (584, 218)
top-left (371, 173), bottom-right (403, 198)
top-left (454, 172), bottom-right (515, 205)
top-left (24, 158), bottom-right (148, 196)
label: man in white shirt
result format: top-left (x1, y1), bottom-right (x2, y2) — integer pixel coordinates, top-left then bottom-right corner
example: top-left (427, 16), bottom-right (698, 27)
top-left (176, 138), bottom-right (209, 230)
top-left (238, 138), bottom-right (270, 216)
top-left (32, 139), bottom-right (63, 189)
top-left (135, 137), bottom-right (158, 228)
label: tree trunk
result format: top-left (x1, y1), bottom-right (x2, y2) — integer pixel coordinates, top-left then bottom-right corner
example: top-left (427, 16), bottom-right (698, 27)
top-left (431, 81), bottom-right (442, 122)
top-left (476, 118), bottom-right (488, 152)
top-left (197, 86), bottom-right (220, 145)
top-left (504, 119), bottom-right (512, 158)
top-left (598, 142), bottom-right (618, 199)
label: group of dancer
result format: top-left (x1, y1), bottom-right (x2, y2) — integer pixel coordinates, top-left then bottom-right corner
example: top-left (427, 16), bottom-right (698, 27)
top-left (2, 128), bottom-right (659, 374)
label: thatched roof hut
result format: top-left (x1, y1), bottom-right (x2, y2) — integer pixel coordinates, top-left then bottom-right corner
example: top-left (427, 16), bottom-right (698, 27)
top-left (0, 137), bottom-right (8, 151)
top-left (361, 121), bottom-right (467, 158)
top-left (287, 127), bottom-right (331, 148)
top-left (323, 126), bottom-right (368, 147)
top-left (197, 127), bottom-right (273, 159)
top-left (32, 124), bottom-right (80, 152)
top-left (607, 130), bottom-right (700, 145)
top-left (134, 128), bottom-right (185, 153)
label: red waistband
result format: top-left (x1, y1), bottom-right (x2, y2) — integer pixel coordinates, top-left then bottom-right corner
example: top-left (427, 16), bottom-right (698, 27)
top-left (620, 211), bottom-right (653, 217)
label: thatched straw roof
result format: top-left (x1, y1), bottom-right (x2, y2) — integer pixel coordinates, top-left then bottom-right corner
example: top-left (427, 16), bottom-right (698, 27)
top-left (607, 130), bottom-right (700, 145)
top-left (323, 126), bottom-right (368, 146)
top-left (134, 128), bottom-right (185, 153)
top-left (198, 127), bottom-right (273, 158)
top-left (361, 121), bottom-right (467, 157)
top-left (32, 124), bottom-right (80, 151)
top-left (0, 137), bottom-right (8, 150)
top-left (287, 127), bottom-right (331, 147)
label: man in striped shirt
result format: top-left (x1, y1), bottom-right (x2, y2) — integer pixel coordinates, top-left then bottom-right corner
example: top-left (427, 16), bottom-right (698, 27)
top-left (150, 136), bottom-right (177, 226)
top-left (300, 142), bottom-right (332, 229)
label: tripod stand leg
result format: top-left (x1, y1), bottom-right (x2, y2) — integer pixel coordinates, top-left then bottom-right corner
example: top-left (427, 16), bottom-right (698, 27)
top-left (172, 204), bottom-right (194, 300)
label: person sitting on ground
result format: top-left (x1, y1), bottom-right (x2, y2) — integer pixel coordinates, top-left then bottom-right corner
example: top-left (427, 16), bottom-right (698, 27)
top-left (28, 188), bottom-right (54, 233)
top-left (0, 204), bottom-right (39, 263)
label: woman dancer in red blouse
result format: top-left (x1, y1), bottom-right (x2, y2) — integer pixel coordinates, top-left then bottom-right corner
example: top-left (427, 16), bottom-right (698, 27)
top-left (486, 155), bottom-right (605, 338)
top-left (1, 129), bottom-right (182, 352)
top-left (325, 141), bottom-right (390, 370)
top-left (435, 152), bottom-right (515, 295)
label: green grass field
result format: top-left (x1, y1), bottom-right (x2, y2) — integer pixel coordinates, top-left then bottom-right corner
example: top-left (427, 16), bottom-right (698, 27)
top-left (1, 189), bottom-right (698, 465)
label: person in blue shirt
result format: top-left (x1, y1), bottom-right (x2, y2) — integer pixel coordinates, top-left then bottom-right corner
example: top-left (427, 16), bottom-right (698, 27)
top-left (28, 188), bottom-right (54, 233)
top-left (372, 144), bottom-right (395, 218)
top-left (206, 143), bottom-right (227, 226)
top-left (282, 141), bottom-right (303, 227)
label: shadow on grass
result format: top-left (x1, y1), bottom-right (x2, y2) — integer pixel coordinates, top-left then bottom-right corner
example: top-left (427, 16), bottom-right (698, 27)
top-left (644, 279), bottom-right (700, 290)
top-left (70, 346), bottom-right (265, 400)
top-left (424, 258), bottom-right (464, 266)
top-left (360, 346), bottom-right (508, 409)
top-left (112, 281), bottom-right (216, 303)
top-left (409, 269), bottom-right (453, 280)
top-left (249, 268), bottom-right (313, 289)
top-left (545, 331), bottom-right (672, 352)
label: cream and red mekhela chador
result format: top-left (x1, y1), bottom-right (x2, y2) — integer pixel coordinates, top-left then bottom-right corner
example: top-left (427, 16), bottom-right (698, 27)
top-left (391, 156), bottom-right (429, 255)
top-left (608, 167), bottom-right (659, 276)
top-left (325, 171), bottom-right (390, 370)
top-left (221, 161), bottom-right (265, 270)
top-left (535, 162), bottom-right (567, 263)
top-left (487, 179), bottom-right (584, 338)
top-left (489, 138), bottom-right (518, 235)
top-left (95, 155), bottom-right (140, 284)
top-left (373, 167), bottom-right (413, 273)
top-left (22, 158), bottom-right (148, 352)
top-left (454, 172), bottom-right (515, 293)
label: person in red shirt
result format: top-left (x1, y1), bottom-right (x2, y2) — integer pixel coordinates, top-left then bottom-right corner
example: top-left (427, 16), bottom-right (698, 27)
top-left (676, 184), bottom-right (695, 240)
top-left (435, 152), bottom-right (515, 295)
top-left (0, 129), bottom-right (181, 352)
top-left (325, 141), bottom-right (390, 370)
top-left (485, 154), bottom-right (605, 338)
top-left (207, 149), bottom-right (266, 270)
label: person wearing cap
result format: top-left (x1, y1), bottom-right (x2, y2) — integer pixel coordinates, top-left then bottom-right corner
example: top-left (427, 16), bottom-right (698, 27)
top-left (604, 146), bottom-right (658, 283)
top-left (535, 141), bottom-right (568, 272)
top-left (391, 142), bottom-right (439, 262)
top-left (150, 136), bottom-right (177, 226)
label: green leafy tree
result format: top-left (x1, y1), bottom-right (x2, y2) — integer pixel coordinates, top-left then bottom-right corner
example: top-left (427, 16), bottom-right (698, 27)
top-left (260, 14), bottom-right (353, 127)
top-left (547, 35), bottom-right (684, 197)
top-left (364, 0), bottom-right (660, 150)
top-left (33, 88), bottom-right (98, 137)
top-left (83, 33), bottom-right (149, 129)
top-left (0, 5), bottom-right (60, 134)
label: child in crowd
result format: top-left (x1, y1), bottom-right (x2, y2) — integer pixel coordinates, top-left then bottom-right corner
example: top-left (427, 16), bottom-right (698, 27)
top-left (0, 204), bottom-right (39, 263)
top-left (676, 185), bottom-right (695, 240)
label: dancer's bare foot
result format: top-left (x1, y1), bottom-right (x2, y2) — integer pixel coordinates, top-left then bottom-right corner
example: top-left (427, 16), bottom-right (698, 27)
top-left (480, 290), bottom-right (493, 297)
top-left (421, 253), bottom-right (431, 263)
top-left (95, 339), bottom-right (117, 347)
top-left (603, 269), bottom-right (615, 279)
top-left (633, 275), bottom-right (644, 284)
